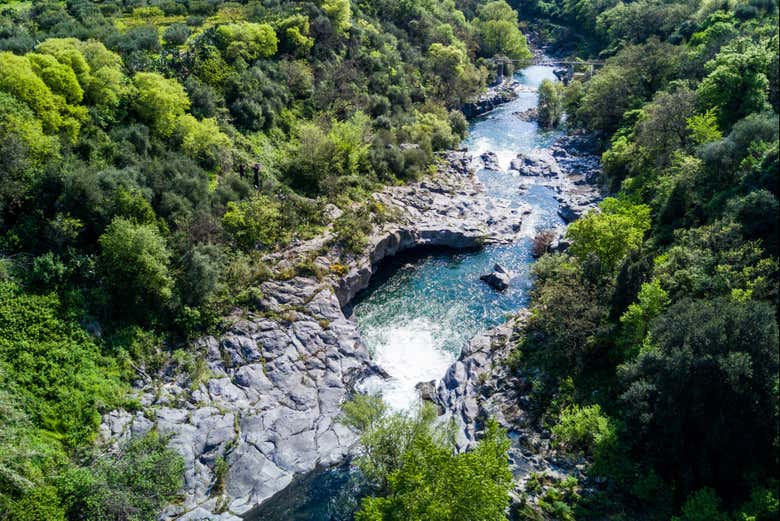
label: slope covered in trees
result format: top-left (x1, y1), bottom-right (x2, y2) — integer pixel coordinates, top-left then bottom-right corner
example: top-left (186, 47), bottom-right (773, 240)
top-left (0, 0), bottom-right (530, 518)
top-left (508, 0), bottom-right (779, 519)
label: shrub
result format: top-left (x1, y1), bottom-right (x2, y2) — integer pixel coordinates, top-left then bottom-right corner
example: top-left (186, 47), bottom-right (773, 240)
top-left (552, 404), bottom-right (617, 458)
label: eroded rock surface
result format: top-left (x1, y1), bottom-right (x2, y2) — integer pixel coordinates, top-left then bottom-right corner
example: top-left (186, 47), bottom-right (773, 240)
top-left (100, 151), bottom-right (526, 520)
top-left (433, 313), bottom-right (589, 513)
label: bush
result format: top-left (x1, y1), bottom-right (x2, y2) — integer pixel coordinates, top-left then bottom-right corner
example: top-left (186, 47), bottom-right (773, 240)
top-left (98, 217), bottom-right (173, 310)
top-left (552, 404), bottom-right (617, 458)
top-left (343, 396), bottom-right (513, 521)
top-left (70, 432), bottom-right (184, 521)
top-left (222, 193), bottom-right (286, 250)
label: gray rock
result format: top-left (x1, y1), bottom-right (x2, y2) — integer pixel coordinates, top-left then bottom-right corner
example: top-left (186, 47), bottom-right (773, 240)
top-left (480, 151), bottom-right (501, 171)
top-left (100, 150), bottom-right (529, 520)
top-left (480, 264), bottom-right (511, 291)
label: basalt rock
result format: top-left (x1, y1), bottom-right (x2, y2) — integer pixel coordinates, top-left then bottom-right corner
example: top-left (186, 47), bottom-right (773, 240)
top-left (100, 151), bottom-right (527, 520)
top-left (433, 312), bottom-right (586, 512)
top-left (480, 264), bottom-right (511, 291)
top-left (480, 151), bottom-right (501, 171)
top-left (462, 79), bottom-right (521, 118)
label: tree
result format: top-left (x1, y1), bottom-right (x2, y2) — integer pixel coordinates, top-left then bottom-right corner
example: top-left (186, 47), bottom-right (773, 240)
top-left (0, 92), bottom-right (59, 218)
top-left (619, 298), bottom-right (779, 495)
top-left (214, 22), bottom-right (278, 62)
top-left (222, 194), bottom-right (286, 250)
top-left (0, 52), bottom-right (64, 133)
top-left (98, 217), bottom-right (173, 309)
top-left (523, 254), bottom-right (610, 373)
top-left (567, 197), bottom-right (651, 274)
top-left (474, 1), bottom-right (532, 60)
top-left (174, 114), bottom-right (232, 171)
top-left (132, 72), bottom-right (190, 136)
top-left (322, 0), bottom-right (352, 35)
top-left (35, 38), bottom-right (130, 124)
top-left (537, 79), bottom-right (565, 129)
top-left (26, 53), bottom-right (83, 104)
top-left (343, 397), bottom-right (513, 521)
top-left (698, 38), bottom-right (772, 129)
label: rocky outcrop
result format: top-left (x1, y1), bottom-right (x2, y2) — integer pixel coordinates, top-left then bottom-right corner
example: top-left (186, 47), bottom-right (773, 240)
top-left (433, 313), bottom-right (587, 512)
top-left (100, 151), bottom-right (527, 520)
top-left (480, 151), bottom-right (501, 171)
top-left (463, 79), bottom-right (522, 118)
top-left (510, 134), bottom-right (603, 223)
top-left (514, 107), bottom-right (538, 123)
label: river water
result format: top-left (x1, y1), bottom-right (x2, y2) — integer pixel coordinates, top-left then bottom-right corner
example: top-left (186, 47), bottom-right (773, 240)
top-left (352, 65), bottom-right (563, 410)
top-left (246, 64), bottom-right (564, 520)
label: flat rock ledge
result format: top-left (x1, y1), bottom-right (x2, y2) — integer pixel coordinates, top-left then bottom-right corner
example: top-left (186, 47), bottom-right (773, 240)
top-left (99, 151), bottom-right (527, 520)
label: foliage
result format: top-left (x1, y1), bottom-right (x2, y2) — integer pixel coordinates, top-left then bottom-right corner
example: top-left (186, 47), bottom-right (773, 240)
top-left (98, 217), bottom-right (173, 311)
top-left (552, 404), bottom-right (617, 459)
top-left (567, 197), bottom-right (651, 274)
top-left (343, 396), bottom-right (513, 521)
top-left (619, 297), bottom-right (778, 495)
top-left (537, 78), bottom-right (565, 129)
top-left (474, 1), bottom-right (533, 60)
top-left (0, 280), bottom-right (125, 449)
top-left (64, 431), bottom-right (184, 521)
top-left (214, 22), bottom-right (278, 62)
top-left (222, 193), bottom-right (286, 250)
top-left (511, 3), bottom-right (779, 518)
top-left (132, 72), bottom-right (190, 136)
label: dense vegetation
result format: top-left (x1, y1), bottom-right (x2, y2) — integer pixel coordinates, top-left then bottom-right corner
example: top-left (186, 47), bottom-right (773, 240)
top-left (0, 0), bottom-right (777, 519)
top-left (342, 395), bottom-right (514, 520)
top-left (510, 0), bottom-right (779, 519)
top-left (0, 0), bottom-right (531, 518)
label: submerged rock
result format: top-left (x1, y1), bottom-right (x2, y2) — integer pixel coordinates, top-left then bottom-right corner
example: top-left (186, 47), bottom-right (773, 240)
top-left (514, 107), bottom-right (538, 122)
top-left (480, 264), bottom-right (511, 291)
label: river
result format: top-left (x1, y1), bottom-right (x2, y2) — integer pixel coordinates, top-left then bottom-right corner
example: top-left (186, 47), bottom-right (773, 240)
top-left (246, 63), bottom-right (564, 520)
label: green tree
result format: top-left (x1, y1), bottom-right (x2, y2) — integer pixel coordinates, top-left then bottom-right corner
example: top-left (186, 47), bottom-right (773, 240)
top-left (567, 197), bottom-right (651, 274)
top-left (619, 298), bottom-right (779, 495)
top-left (0, 52), bottom-right (64, 133)
top-left (214, 22), bottom-right (278, 62)
top-left (132, 72), bottom-right (190, 136)
top-left (537, 79), bottom-right (565, 129)
top-left (698, 38), bottom-right (772, 129)
top-left (322, 0), bottom-right (352, 35)
top-left (98, 217), bottom-right (174, 308)
top-left (552, 404), bottom-right (617, 460)
top-left (222, 194), bottom-right (286, 250)
top-left (474, 1), bottom-right (532, 60)
top-left (343, 397), bottom-right (513, 521)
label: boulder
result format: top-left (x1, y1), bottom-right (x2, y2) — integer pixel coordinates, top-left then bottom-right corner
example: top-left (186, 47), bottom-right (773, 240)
top-left (480, 151), bottom-right (501, 171)
top-left (415, 380), bottom-right (438, 402)
top-left (480, 264), bottom-right (511, 291)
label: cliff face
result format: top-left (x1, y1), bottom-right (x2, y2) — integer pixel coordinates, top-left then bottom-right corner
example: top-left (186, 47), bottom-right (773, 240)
top-left (100, 151), bottom-right (528, 520)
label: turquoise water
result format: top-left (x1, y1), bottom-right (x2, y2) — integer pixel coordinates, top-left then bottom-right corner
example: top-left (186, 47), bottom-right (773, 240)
top-left (247, 64), bottom-right (565, 520)
top-left (351, 65), bottom-right (564, 410)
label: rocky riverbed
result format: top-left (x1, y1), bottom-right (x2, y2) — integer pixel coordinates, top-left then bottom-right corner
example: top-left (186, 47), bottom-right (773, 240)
top-left (99, 151), bottom-right (530, 521)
